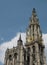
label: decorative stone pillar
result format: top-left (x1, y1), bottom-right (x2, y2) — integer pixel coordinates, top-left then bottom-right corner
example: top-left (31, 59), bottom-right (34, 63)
top-left (20, 46), bottom-right (24, 65)
top-left (7, 59), bottom-right (9, 65)
top-left (35, 43), bottom-right (40, 65)
top-left (34, 25), bottom-right (38, 40)
top-left (13, 58), bottom-right (14, 65)
top-left (31, 25), bottom-right (33, 36)
top-left (30, 46), bottom-right (33, 65)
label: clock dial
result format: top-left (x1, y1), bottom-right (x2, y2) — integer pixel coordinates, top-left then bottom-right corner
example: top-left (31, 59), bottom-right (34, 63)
top-left (27, 36), bottom-right (33, 43)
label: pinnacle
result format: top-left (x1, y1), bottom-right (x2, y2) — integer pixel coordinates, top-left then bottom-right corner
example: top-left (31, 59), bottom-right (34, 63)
top-left (32, 8), bottom-right (37, 17)
top-left (17, 33), bottom-right (23, 46)
top-left (29, 8), bottom-right (39, 26)
top-left (19, 34), bottom-right (21, 40)
top-left (32, 8), bottom-right (36, 13)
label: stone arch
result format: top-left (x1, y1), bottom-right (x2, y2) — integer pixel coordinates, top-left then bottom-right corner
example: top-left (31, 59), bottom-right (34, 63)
top-left (14, 53), bottom-right (17, 59)
top-left (9, 55), bottom-right (12, 61)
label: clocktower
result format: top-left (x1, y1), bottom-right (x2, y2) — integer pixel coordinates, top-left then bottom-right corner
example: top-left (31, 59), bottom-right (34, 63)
top-left (25, 8), bottom-right (46, 65)
top-left (26, 8), bottom-right (42, 44)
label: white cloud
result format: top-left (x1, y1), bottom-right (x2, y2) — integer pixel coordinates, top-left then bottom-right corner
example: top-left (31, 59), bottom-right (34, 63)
top-left (0, 32), bottom-right (26, 63)
top-left (42, 33), bottom-right (47, 63)
top-left (0, 33), bottom-right (47, 64)
top-left (42, 34), bottom-right (47, 47)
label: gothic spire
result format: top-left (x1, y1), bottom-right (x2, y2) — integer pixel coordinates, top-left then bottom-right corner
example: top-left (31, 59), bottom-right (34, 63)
top-left (32, 8), bottom-right (36, 16)
top-left (17, 34), bottom-right (23, 46)
top-left (19, 34), bottom-right (21, 41)
top-left (29, 8), bottom-right (39, 27)
top-left (26, 8), bottom-right (42, 45)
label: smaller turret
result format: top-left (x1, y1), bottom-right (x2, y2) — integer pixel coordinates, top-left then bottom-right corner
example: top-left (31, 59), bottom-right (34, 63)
top-left (17, 34), bottom-right (23, 46)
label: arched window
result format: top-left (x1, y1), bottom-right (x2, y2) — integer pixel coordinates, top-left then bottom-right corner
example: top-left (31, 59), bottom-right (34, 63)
top-left (14, 53), bottom-right (17, 59)
top-left (27, 47), bottom-right (30, 53)
top-left (32, 46), bottom-right (35, 53)
top-left (9, 55), bottom-right (12, 60)
top-left (24, 50), bottom-right (26, 65)
top-left (27, 47), bottom-right (30, 65)
top-left (27, 55), bottom-right (30, 65)
top-left (32, 46), bottom-right (35, 61)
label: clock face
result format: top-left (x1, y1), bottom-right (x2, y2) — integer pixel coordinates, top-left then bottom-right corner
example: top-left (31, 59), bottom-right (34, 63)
top-left (27, 36), bottom-right (33, 43)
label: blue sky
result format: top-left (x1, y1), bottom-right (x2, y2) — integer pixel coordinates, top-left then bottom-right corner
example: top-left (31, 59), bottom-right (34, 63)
top-left (0, 0), bottom-right (47, 65)
top-left (0, 0), bottom-right (47, 43)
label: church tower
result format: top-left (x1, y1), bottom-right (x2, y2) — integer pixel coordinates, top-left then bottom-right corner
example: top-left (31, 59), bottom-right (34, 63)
top-left (4, 34), bottom-right (25, 65)
top-left (4, 8), bottom-right (46, 65)
top-left (25, 8), bottom-right (46, 65)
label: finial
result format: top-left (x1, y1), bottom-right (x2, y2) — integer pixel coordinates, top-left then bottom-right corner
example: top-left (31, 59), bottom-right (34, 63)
top-left (32, 8), bottom-right (36, 13)
top-left (17, 33), bottom-right (23, 46)
top-left (19, 34), bottom-right (21, 40)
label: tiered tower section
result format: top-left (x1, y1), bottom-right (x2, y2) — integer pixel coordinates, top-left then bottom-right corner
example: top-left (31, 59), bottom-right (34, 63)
top-left (26, 8), bottom-right (42, 44)
top-left (25, 8), bottom-right (46, 65)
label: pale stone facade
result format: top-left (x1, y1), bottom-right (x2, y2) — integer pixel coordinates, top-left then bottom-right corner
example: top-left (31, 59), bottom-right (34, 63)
top-left (4, 8), bottom-right (46, 65)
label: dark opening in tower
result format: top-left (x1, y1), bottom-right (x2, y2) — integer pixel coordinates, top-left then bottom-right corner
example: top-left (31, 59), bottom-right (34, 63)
top-left (27, 47), bottom-right (30, 65)
top-left (32, 46), bottom-right (35, 61)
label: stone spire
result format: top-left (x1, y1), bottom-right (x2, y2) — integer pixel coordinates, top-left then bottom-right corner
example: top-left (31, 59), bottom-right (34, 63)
top-left (29, 8), bottom-right (39, 26)
top-left (26, 8), bottom-right (42, 45)
top-left (17, 34), bottom-right (23, 46)
top-left (32, 8), bottom-right (37, 16)
top-left (19, 34), bottom-right (21, 41)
